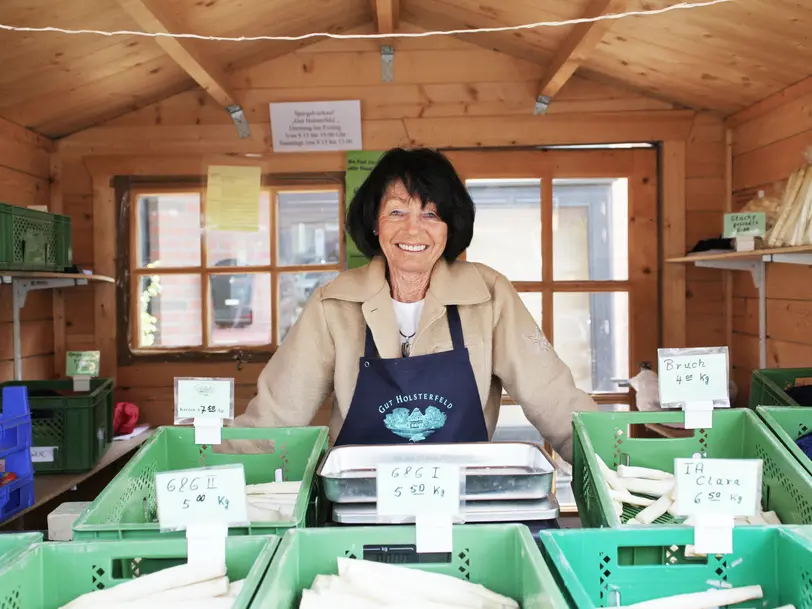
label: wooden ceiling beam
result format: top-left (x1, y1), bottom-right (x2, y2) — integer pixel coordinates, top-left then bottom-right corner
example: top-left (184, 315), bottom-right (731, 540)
top-left (534, 0), bottom-right (619, 114)
top-left (115, 0), bottom-right (249, 136)
top-left (371, 0), bottom-right (399, 35)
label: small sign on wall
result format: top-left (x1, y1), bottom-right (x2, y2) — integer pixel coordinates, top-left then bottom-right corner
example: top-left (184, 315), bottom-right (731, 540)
top-left (270, 101), bottom-right (362, 152)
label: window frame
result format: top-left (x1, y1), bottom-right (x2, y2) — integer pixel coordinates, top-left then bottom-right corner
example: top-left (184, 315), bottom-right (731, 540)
top-left (446, 147), bottom-right (659, 407)
top-left (114, 173), bottom-right (345, 366)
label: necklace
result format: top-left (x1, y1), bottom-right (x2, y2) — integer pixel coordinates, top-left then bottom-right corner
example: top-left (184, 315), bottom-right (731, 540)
top-left (400, 330), bottom-right (416, 358)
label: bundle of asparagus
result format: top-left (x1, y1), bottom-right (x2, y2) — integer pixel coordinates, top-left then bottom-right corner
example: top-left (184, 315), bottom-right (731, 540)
top-left (616, 585), bottom-right (795, 609)
top-left (299, 557), bottom-right (520, 609)
top-left (59, 561), bottom-right (244, 608)
top-left (766, 162), bottom-right (812, 247)
top-left (245, 480), bottom-right (301, 522)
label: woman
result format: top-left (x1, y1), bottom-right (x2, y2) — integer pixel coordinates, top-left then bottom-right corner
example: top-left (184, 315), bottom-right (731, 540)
top-left (231, 148), bottom-right (597, 462)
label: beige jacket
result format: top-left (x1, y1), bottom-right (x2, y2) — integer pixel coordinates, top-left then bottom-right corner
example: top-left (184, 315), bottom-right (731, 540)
top-left (233, 256), bottom-right (597, 461)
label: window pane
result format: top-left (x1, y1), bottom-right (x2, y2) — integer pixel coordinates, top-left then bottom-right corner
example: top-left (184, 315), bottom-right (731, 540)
top-left (277, 191), bottom-right (341, 266)
top-left (278, 271), bottom-right (339, 343)
top-left (136, 193), bottom-right (201, 268)
top-left (138, 274), bottom-right (202, 348)
top-left (518, 292), bottom-right (542, 330)
top-left (206, 191), bottom-right (271, 267)
top-left (553, 292), bottom-right (629, 394)
top-left (209, 272), bottom-right (272, 347)
top-left (465, 179), bottom-right (541, 281)
top-left (553, 179), bottom-right (628, 281)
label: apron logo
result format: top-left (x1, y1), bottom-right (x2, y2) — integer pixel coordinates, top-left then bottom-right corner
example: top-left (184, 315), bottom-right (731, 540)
top-left (384, 406), bottom-right (447, 443)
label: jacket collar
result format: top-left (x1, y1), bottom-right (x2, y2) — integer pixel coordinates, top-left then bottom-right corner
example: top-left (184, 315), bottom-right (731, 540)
top-left (322, 256), bottom-right (490, 359)
top-left (321, 256), bottom-right (491, 306)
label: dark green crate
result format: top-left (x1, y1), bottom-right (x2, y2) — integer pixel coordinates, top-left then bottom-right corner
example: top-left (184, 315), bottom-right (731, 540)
top-left (72, 425), bottom-right (329, 540)
top-left (538, 525), bottom-right (812, 609)
top-left (0, 379), bottom-right (114, 473)
top-left (572, 409), bottom-right (812, 528)
top-left (0, 203), bottom-right (72, 271)
top-left (757, 406), bottom-right (812, 477)
top-left (749, 367), bottom-right (812, 408)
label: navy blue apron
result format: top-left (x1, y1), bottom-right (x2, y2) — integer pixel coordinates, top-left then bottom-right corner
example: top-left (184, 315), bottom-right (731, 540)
top-left (334, 305), bottom-right (489, 446)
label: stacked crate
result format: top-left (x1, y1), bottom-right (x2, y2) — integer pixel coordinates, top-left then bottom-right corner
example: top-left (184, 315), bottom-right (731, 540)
top-left (0, 386), bottom-right (35, 521)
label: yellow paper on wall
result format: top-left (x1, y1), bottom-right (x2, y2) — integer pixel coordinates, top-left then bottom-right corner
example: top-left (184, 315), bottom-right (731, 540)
top-left (205, 165), bottom-right (261, 232)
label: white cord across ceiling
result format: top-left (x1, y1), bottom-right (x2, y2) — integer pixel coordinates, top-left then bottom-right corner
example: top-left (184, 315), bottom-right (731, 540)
top-left (0, 0), bottom-right (733, 43)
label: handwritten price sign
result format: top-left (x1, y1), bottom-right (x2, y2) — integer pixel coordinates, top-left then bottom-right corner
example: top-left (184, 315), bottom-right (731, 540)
top-left (376, 463), bottom-right (461, 518)
top-left (174, 377), bottom-right (234, 421)
top-left (154, 464), bottom-right (248, 531)
top-left (657, 348), bottom-right (729, 407)
top-left (674, 458), bottom-right (762, 517)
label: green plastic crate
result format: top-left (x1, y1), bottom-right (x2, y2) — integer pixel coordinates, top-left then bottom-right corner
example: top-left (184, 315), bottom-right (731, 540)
top-left (0, 535), bottom-right (277, 609)
top-left (252, 524), bottom-right (568, 609)
top-left (757, 406), bottom-right (812, 477)
top-left (749, 367), bottom-right (812, 408)
top-left (572, 409), bottom-right (812, 528)
top-left (0, 533), bottom-right (42, 559)
top-left (539, 525), bottom-right (812, 609)
top-left (0, 203), bottom-right (72, 271)
top-left (0, 379), bottom-right (114, 473)
top-left (72, 425), bottom-right (329, 540)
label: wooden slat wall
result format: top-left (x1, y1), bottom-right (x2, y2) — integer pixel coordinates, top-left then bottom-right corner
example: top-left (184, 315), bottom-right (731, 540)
top-left (731, 88), bottom-right (812, 406)
top-left (0, 119), bottom-right (54, 381)
top-left (56, 34), bottom-right (726, 427)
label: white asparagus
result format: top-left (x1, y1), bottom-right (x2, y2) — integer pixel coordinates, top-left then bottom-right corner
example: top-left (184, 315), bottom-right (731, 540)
top-left (621, 478), bottom-right (675, 498)
top-left (763, 510), bottom-right (782, 525)
top-left (595, 454), bottom-right (626, 490)
top-left (617, 584), bottom-right (763, 609)
top-left (617, 465), bottom-right (674, 480)
top-left (609, 489), bottom-right (655, 507)
top-left (634, 493), bottom-right (674, 525)
top-left (61, 562), bottom-right (226, 607)
top-left (337, 557), bottom-right (518, 609)
top-left (140, 577), bottom-right (230, 602)
top-left (612, 500), bottom-right (624, 517)
top-left (300, 588), bottom-right (379, 609)
top-left (226, 579), bottom-right (245, 598)
top-left (246, 481), bottom-right (301, 495)
top-left (746, 512), bottom-right (767, 525)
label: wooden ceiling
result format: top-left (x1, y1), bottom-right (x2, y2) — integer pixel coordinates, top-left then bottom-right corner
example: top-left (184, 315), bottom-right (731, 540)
top-left (0, 0), bottom-right (808, 137)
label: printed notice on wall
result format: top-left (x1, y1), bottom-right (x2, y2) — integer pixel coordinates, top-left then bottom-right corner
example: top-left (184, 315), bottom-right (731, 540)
top-left (345, 150), bottom-right (383, 269)
top-left (205, 165), bottom-right (261, 232)
top-left (270, 101), bottom-right (362, 152)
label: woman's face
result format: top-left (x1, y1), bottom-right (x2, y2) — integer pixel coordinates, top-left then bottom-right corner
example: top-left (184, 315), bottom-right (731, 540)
top-left (377, 179), bottom-right (448, 275)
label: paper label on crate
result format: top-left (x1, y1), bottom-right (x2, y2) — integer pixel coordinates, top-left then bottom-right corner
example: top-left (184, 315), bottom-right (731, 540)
top-left (376, 463), bottom-right (462, 518)
top-left (66, 351), bottom-right (100, 377)
top-left (154, 464), bottom-right (248, 531)
top-left (174, 377), bottom-right (234, 421)
top-left (674, 458), bottom-right (762, 517)
top-left (31, 446), bottom-right (56, 463)
top-left (657, 347), bottom-right (730, 408)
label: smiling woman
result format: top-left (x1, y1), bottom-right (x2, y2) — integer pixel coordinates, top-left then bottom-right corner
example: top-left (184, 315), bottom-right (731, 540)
top-left (227, 147), bottom-right (598, 460)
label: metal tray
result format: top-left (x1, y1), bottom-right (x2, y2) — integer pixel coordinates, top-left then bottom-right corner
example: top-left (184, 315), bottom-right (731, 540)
top-left (332, 494), bottom-right (560, 524)
top-left (317, 441), bottom-right (555, 503)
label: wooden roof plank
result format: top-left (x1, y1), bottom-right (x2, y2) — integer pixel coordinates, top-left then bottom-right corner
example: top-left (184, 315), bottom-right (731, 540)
top-left (534, 0), bottom-right (618, 112)
top-left (371, 0), bottom-right (399, 34)
top-left (115, 0), bottom-right (238, 109)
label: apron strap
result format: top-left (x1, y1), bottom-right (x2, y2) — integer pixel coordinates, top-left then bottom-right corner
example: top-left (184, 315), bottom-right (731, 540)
top-left (363, 304), bottom-right (465, 358)
top-left (446, 305), bottom-right (464, 351)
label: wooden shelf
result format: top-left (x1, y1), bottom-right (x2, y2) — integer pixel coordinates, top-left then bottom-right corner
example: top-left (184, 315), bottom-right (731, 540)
top-left (0, 271), bottom-right (114, 283)
top-left (667, 244), bottom-right (812, 264)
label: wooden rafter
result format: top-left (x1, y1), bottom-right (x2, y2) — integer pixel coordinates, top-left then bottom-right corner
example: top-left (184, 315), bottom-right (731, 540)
top-left (534, 0), bottom-right (619, 114)
top-left (371, 0), bottom-right (399, 35)
top-left (116, 0), bottom-right (249, 135)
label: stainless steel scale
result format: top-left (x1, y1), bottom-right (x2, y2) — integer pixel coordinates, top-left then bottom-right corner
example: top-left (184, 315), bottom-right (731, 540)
top-left (316, 441), bottom-right (560, 526)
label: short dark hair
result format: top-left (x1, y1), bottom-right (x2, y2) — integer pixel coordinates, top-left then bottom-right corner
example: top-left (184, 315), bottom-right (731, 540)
top-left (346, 148), bottom-right (475, 262)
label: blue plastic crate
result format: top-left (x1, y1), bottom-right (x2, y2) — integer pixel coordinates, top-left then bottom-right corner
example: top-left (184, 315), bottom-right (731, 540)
top-left (0, 387), bottom-right (32, 458)
top-left (0, 475), bottom-right (34, 522)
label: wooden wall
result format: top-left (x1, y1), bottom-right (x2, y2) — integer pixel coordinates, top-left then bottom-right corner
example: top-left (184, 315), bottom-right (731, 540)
top-left (730, 80), bottom-right (812, 406)
top-left (0, 119), bottom-right (54, 382)
top-left (54, 31), bottom-right (727, 425)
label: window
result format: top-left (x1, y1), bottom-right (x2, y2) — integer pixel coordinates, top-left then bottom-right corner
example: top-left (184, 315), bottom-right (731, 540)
top-left (129, 185), bottom-right (342, 354)
top-left (450, 148), bottom-right (658, 405)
